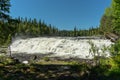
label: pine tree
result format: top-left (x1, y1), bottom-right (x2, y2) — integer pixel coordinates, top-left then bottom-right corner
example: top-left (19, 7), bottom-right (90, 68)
top-left (74, 26), bottom-right (77, 37)
top-left (0, 0), bottom-right (11, 21)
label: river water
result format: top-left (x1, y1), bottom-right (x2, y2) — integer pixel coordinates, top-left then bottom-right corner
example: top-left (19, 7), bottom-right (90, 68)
top-left (10, 37), bottom-right (113, 59)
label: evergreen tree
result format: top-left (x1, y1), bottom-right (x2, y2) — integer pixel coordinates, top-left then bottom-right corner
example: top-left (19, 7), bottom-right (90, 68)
top-left (112, 0), bottom-right (120, 35)
top-left (0, 0), bottom-right (11, 21)
top-left (100, 0), bottom-right (120, 35)
top-left (74, 26), bottom-right (77, 37)
top-left (100, 6), bottom-right (114, 35)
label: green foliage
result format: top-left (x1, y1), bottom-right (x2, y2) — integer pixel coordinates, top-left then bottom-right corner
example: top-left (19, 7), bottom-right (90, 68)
top-left (107, 40), bottom-right (120, 79)
top-left (112, 0), bottom-right (120, 35)
top-left (14, 17), bottom-right (59, 37)
top-left (69, 61), bottom-right (80, 65)
top-left (0, 22), bottom-right (13, 45)
top-left (88, 40), bottom-right (99, 57)
top-left (0, 55), bottom-right (14, 65)
top-left (110, 40), bottom-right (120, 56)
top-left (100, 14), bottom-right (114, 35)
top-left (109, 40), bottom-right (120, 68)
top-left (5, 34), bottom-right (11, 46)
top-left (3, 17), bottom-right (101, 39)
top-left (0, 0), bottom-right (13, 46)
top-left (43, 57), bottom-right (50, 61)
top-left (99, 6), bottom-right (114, 35)
top-left (59, 27), bottom-right (100, 37)
top-left (99, 1), bottom-right (120, 77)
top-left (0, 0), bottom-right (11, 21)
top-left (99, 0), bottom-right (120, 35)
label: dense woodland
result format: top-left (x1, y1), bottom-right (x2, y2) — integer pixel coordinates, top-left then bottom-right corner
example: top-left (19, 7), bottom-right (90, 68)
top-left (0, 0), bottom-right (120, 80)
top-left (0, 16), bottom-right (101, 46)
top-left (100, 0), bottom-right (120, 35)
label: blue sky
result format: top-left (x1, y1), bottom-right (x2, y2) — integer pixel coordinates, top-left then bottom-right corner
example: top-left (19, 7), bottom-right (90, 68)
top-left (10, 0), bottom-right (111, 30)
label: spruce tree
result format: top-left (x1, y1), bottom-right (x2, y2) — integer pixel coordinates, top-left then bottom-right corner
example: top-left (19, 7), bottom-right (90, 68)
top-left (0, 0), bottom-right (11, 21)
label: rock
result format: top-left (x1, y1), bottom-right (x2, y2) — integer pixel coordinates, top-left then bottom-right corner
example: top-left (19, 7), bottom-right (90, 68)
top-left (22, 61), bottom-right (29, 64)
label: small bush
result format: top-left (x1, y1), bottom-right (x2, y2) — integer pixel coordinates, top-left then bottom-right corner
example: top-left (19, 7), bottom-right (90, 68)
top-left (43, 57), bottom-right (50, 61)
top-left (0, 56), bottom-right (17, 65)
top-left (110, 40), bottom-right (120, 56)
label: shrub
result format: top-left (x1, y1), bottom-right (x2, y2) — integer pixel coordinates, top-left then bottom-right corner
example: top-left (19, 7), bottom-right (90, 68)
top-left (43, 57), bottom-right (50, 61)
top-left (0, 56), bottom-right (15, 65)
top-left (110, 40), bottom-right (120, 56)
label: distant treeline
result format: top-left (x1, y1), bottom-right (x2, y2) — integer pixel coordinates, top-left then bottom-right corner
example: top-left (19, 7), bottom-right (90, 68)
top-left (11, 17), bottom-right (101, 37)
top-left (0, 17), bottom-right (102, 45)
top-left (0, 13), bottom-right (110, 46)
top-left (1, 0), bottom-right (120, 46)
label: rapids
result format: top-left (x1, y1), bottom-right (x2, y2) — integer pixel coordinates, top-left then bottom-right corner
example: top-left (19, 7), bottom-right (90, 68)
top-left (10, 37), bottom-right (113, 59)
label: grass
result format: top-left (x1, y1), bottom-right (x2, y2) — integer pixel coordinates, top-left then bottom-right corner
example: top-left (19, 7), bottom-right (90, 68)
top-left (36, 60), bottom-right (70, 65)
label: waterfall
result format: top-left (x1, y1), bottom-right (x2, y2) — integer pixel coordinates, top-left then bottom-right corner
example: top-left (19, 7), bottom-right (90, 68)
top-left (10, 37), bottom-right (113, 59)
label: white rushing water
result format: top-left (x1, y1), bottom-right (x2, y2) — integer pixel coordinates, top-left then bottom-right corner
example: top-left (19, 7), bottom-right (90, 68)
top-left (10, 37), bottom-right (113, 59)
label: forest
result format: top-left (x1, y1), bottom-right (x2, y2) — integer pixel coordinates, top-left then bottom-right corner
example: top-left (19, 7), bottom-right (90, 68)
top-left (0, 0), bottom-right (120, 80)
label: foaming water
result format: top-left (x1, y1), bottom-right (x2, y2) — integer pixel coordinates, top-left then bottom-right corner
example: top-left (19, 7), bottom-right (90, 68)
top-left (10, 37), bottom-right (113, 59)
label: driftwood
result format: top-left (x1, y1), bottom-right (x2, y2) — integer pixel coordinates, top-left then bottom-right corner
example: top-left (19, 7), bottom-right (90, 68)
top-left (105, 33), bottom-right (119, 42)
